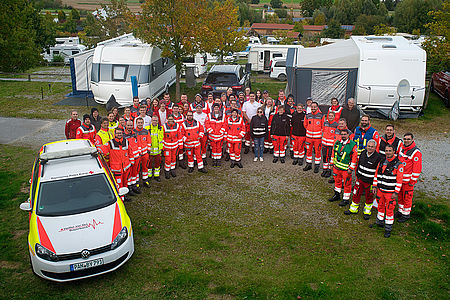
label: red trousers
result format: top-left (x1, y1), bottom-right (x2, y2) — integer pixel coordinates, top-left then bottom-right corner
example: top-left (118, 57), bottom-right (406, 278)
top-left (227, 141), bottom-right (242, 161)
top-left (306, 138), bottom-right (321, 165)
top-left (210, 139), bottom-right (223, 159)
top-left (140, 153), bottom-right (149, 180)
top-left (148, 154), bottom-right (161, 177)
top-left (129, 156), bottom-right (140, 185)
top-left (292, 135), bottom-right (306, 159)
top-left (244, 123), bottom-right (252, 147)
top-left (376, 190), bottom-right (396, 225)
top-left (200, 134), bottom-right (208, 159)
top-left (333, 167), bottom-right (352, 200)
top-left (186, 145), bottom-right (204, 169)
top-left (352, 178), bottom-right (374, 205)
top-left (113, 168), bottom-right (130, 189)
top-left (398, 184), bottom-right (414, 216)
top-left (163, 148), bottom-right (178, 171)
top-left (321, 145), bottom-right (333, 170)
top-left (272, 135), bottom-right (288, 157)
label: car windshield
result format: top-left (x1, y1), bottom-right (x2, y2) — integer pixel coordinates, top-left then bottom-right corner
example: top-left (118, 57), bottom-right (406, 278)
top-left (36, 174), bottom-right (116, 216)
top-left (205, 73), bottom-right (238, 84)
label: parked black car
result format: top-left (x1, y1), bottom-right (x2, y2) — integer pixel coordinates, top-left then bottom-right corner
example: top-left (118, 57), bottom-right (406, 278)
top-left (201, 64), bottom-right (251, 98)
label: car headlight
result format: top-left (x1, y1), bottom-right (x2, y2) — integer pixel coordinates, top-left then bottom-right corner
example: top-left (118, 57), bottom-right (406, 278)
top-left (35, 243), bottom-right (58, 261)
top-left (111, 227), bottom-right (128, 250)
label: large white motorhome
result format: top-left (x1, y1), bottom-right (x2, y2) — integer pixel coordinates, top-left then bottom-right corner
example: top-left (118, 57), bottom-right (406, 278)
top-left (90, 34), bottom-right (176, 107)
top-left (248, 44), bottom-right (304, 72)
top-left (43, 37), bottom-right (87, 63)
top-left (181, 53), bottom-right (208, 77)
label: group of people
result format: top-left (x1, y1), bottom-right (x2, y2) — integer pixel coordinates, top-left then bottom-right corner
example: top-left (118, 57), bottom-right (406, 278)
top-left (65, 89), bottom-right (422, 238)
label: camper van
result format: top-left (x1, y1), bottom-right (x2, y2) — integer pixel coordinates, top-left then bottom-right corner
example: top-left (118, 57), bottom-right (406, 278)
top-left (248, 44), bottom-right (304, 73)
top-left (285, 36), bottom-right (426, 118)
top-left (90, 34), bottom-right (176, 107)
top-left (43, 37), bottom-right (87, 63)
top-left (182, 53), bottom-right (208, 77)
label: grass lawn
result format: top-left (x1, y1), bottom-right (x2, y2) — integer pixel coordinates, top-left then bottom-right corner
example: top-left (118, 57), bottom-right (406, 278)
top-left (0, 137), bottom-right (448, 298)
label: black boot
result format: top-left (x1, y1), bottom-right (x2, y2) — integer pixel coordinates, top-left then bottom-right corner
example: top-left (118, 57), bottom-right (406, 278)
top-left (375, 218), bottom-right (385, 228)
top-left (217, 159), bottom-right (221, 166)
top-left (328, 191), bottom-right (340, 202)
top-left (292, 159), bottom-right (298, 165)
top-left (280, 157), bottom-right (285, 163)
top-left (143, 178), bottom-right (151, 188)
top-left (324, 169), bottom-right (332, 178)
top-left (203, 159), bottom-right (207, 166)
top-left (230, 161), bottom-right (235, 168)
top-left (320, 170), bottom-right (327, 177)
top-left (237, 161), bottom-right (243, 168)
top-left (263, 148), bottom-right (268, 153)
top-left (338, 199), bottom-right (349, 207)
top-left (179, 159), bottom-right (187, 169)
top-left (244, 146), bottom-right (249, 154)
top-left (132, 184), bottom-right (141, 194)
top-left (188, 167), bottom-right (194, 173)
top-left (290, 151), bottom-right (294, 159)
top-left (384, 224), bottom-right (392, 238)
top-left (298, 158), bottom-right (304, 166)
top-left (328, 177), bottom-right (335, 184)
top-left (199, 168), bottom-right (207, 173)
top-left (127, 186), bottom-right (136, 196)
top-left (363, 214), bottom-right (371, 220)
top-left (165, 170), bottom-right (171, 179)
top-left (397, 214), bottom-right (410, 223)
top-left (170, 169), bottom-right (176, 177)
top-left (123, 195), bottom-right (132, 202)
top-left (314, 164), bottom-right (320, 173)
top-left (273, 158), bottom-right (278, 163)
top-left (269, 149), bottom-right (274, 154)
top-left (224, 152), bottom-right (230, 161)
top-left (154, 176), bottom-right (161, 182)
top-left (303, 163), bottom-right (312, 171)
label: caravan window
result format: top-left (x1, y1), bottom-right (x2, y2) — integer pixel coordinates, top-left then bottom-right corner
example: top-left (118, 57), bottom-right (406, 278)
top-left (139, 65), bottom-right (149, 84)
top-left (182, 57), bottom-right (194, 63)
top-left (53, 50), bottom-right (59, 55)
top-left (99, 64), bottom-right (111, 81)
top-left (273, 53), bottom-right (283, 59)
top-left (259, 52), bottom-right (263, 61)
top-left (151, 64), bottom-right (156, 76)
top-left (162, 57), bottom-right (168, 67)
top-left (72, 50), bottom-right (79, 55)
top-left (91, 63), bottom-right (99, 83)
top-left (112, 65), bottom-right (128, 81)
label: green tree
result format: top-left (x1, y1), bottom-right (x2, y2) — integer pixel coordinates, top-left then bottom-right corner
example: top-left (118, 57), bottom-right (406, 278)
top-left (322, 19), bottom-right (345, 38)
top-left (275, 9), bottom-right (288, 18)
top-left (330, 0), bottom-right (362, 24)
top-left (361, 0), bottom-right (377, 15)
top-left (0, 0), bottom-right (42, 72)
top-left (301, 0), bottom-right (333, 17)
top-left (293, 21), bottom-right (304, 33)
top-left (394, 0), bottom-right (442, 34)
top-left (353, 14), bottom-right (386, 35)
top-left (70, 8), bottom-right (80, 21)
top-left (270, 0), bottom-right (283, 9)
top-left (422, 2), bottom-right (449, 73)
top-left (251, 0), bottom-right (260, 4)
top-left (57, 10), bottom-right (66, 23)
top-left (312, 9), bottom-right (326, 25)
top-left (373, 23), bottom-right (397, 35)
top-left (377, 2), bottom-right (389, 17)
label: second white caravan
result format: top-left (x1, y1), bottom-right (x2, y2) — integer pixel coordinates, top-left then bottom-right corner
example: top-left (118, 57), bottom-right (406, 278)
top-left (248, 44), bottom-right (303, 72)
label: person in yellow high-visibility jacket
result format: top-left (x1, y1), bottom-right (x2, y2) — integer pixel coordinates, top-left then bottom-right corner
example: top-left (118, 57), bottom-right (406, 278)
top-left (146, 115), bottom-right (164, 181)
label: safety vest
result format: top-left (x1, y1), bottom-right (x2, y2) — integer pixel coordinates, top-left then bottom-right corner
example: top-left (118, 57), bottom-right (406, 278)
top-left (149, 124), bottom-right (164, 155)
top-left (108, 120), bottom-right (118, 136)
top-left (333, 139), bottom-right (357, 170)
top-left (96, 129), bottom-right (113, 145)
top-left (353, 126), bottom-right (377, 156)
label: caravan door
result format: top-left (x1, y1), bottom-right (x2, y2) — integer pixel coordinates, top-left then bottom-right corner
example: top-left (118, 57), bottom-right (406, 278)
top-left (264, 51), bottom-right (271, 71)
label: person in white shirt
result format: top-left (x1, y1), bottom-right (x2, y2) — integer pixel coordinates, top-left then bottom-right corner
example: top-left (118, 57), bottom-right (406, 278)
top-left (158, 103), bottom-right (168, 126)
top-left (205, 92), bottom-right (215, 112)
top-left (193, 105), bottom-right (209, 162)
top-left (134, 105), bottom-right (151, 129)
top-left (242, 92), bottom-right (261, 153)
top-left (306, 97), bottom-right (312, 114)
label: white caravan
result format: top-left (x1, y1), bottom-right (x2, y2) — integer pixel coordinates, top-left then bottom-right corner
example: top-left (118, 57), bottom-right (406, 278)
top-left (248, 44), bottom-right (304, 72)
top-left (181, 53), bottom-right (208, 77)
top-left (44, 37), bottom-right (87, 63)
top-left (90, 34), bottom-right (176, 107)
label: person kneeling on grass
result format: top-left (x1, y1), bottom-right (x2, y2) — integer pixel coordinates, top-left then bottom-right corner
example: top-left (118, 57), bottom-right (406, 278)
top-left (250, 108), bottom-right (268, 162)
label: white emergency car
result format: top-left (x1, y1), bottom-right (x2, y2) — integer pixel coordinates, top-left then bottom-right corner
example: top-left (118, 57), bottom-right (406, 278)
top-left (19, 139), bottom-right (134, 282)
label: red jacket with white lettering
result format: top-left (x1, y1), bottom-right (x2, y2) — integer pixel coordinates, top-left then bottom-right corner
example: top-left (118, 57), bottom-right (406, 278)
top-left (304, 111), bottom-right (323, 139)
top-left (65, 118), bottom-right (81, 139)
top-left (181, 119), bottom-right (204, 148)
top-left (76, 123), bottom-right (97, 144)
top-left (172, 113), bottom-right (185, 126)
top-left (321, 116), bottom-right (338, 146)
top-left (205, 112), bottom-right (226, 141)
top-left (163, 122), bottom-right (183, 150)
top-left (399, 141), bottom-right (422, 185)
top-left (328, 105), bottom-right (343, 123)
top-left (134, 127), bottom-right (152, 155)
top-left (99, 138), bottom-right (133, 173)
top-left (225, 116), bottom-right (245, 143)
top-left (123, 129), bottom-right (140, 160)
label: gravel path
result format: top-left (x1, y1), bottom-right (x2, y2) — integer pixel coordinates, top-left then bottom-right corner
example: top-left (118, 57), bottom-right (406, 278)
top-left (2, 117), bottom-right (448, 199)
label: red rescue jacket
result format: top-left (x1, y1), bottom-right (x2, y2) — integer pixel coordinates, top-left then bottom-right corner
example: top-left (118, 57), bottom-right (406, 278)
top-left (205, 112), bottom-right (226, 141)
top-left (225, 116), bottom-right (245, 143)
top-left (163, 123), bottom-right (183, 150)
top-left (76, 123), bottom-right (96, 144)
top-left (100, 138), bottom-right (133, 173)
top-left (181, 119), bottom-right (204, 148)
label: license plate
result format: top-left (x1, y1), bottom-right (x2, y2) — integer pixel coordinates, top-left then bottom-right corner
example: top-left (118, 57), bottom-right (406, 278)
top-left (70, 258), bottom-right (104, 271)
top-left (214, 86), bottom-right (228, 90)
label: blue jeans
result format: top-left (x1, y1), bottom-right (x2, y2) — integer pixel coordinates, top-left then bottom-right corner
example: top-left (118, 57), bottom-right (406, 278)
top-left (254, 137), bottom-right (265, 158)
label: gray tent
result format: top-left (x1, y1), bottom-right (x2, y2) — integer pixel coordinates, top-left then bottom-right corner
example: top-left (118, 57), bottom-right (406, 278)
top-left (285, 39), bottom-right (359, 106)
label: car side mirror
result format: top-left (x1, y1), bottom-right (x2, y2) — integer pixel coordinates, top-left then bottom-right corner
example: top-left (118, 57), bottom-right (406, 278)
top-left (20, 201), bottom-right (32, 211)
top-left (118, 187), bottom-right (129, 196)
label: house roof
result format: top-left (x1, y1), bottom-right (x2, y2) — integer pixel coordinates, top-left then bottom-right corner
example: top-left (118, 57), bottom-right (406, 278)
top-left (286, 31), bottom-right (301, 38)
top-left (251, 23), bottom-right (294, 30)
top-left (303, 25), bottom-right (326, 31)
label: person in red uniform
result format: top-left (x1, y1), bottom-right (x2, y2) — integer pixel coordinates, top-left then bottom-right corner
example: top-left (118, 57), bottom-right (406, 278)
top-left (65, 110), bottom-right (81, 139)
top-left (134, 117), bottom-right (152, 187)
top-left (291, 104), bottom-right (307, 166)
top-left (181, 111), bottom-right (207, 173)
top-left (190, 94), bottom-right (209, 114)
top-left (76, 114), bottom-right (97, 144)
top-left (270, 105), bottom-right (291, 163)
top-left (328, 97), bottom-right (343, 122)
top-left (303, 102), bottom-right (323, 173)
top-left (224, 109), bottom-right (245, 168)
top-left (397, 132), bottom-right (422, 222)
top-left (377, 124), bottom-right (403, 159)
top-left (373, 144), bottom-right (404, 238)
top-left (98, 127), bottom-right (134, 201)
top-left (130, 96), bottom-right (140, 118)
top-left (163, 115), bottom-right (183, 179)
top-left (205, 104), bottom-right (226, 167)
top-left (123, 107), bottom-right (134, 122)
top-left (123, 120), bottom-right (141, 195)
top-left (321, 111), bottom-right (338, 177)
top-left (275, 89), bottom-right (287, 106)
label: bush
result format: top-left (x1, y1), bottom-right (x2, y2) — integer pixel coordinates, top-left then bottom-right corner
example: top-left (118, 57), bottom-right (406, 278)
top-left (275, 9), bottom-right (287, 18)
top-left (52, 55), bottom-right (64, 63)
top-left (251, 0), bottom-right (260, 4)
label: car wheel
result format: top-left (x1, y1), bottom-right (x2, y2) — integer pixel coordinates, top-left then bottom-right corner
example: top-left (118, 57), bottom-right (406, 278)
top-left (278, 74), bottom-right (287, 81)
